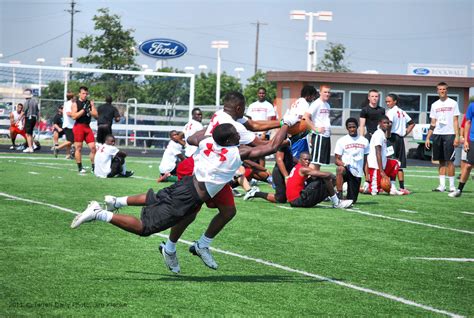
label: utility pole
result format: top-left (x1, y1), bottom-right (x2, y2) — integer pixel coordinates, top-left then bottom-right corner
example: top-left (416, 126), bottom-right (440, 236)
top-left (251, 21), bottom-right (267, 75)
top-left (66, 0), bottom-right (80, 70)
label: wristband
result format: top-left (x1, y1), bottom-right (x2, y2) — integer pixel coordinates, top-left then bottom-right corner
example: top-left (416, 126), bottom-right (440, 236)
top-left (280, 119), bottom-right (284, 127)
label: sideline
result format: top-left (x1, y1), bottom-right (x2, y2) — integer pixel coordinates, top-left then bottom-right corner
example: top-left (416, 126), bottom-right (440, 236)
top-left (0, 192), bottom-right (464, 318)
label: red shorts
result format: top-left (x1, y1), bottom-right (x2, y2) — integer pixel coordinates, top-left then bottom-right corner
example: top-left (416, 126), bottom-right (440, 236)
top-left (368, 159), bottom-right (399, 194)
top-left (176, 156), bottom-right (235, 208)
top-left (10, 125), bottom-right (26, 138)
top-left (244, 167), bottom-right (252, 178)
top-left (177, 157), bottom-right (195, 180)
top-left (73, 123), bottom-right (95, 144)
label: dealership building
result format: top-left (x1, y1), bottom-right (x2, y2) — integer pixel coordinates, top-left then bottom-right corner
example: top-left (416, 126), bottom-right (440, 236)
top-left (267, 71), bottom-right (474, 152)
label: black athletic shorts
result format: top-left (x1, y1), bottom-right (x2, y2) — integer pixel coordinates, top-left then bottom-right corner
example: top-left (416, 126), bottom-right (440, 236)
top-left (140, 176), bottom-right (203, 236)
top-left (272, 165), bottom-right (287, 203)
top-left (467, 141), bottom-right (474, 165)
top-left (54, 128), bottom-right (65, 138)
top-left (343, 167), bottom-right (362, 204)
top-left (432, 134), bottom-right (455, 161)
top-left (24, 117), bottom-right (37, 135)
top-left (310, 134), bottom-right (331, 165)
top-left (388, 133), bottom-right (407, 168)
top-left (290, 178), bottom-right (328, 208)
top-left (107, 156), bottom-right (125, 178)
top-left (64, 128), bottom-right (74, 143)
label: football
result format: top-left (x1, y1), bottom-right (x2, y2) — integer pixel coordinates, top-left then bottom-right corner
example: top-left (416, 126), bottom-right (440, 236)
top-left (381, 176), bottom-right (391, 193)
top-left (288, 118), bottom-right (309, 136)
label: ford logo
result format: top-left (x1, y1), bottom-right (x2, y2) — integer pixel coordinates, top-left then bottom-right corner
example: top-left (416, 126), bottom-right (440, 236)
top-left (138, 38), bottom-right (187, 59)
top-left (413, 68), bottom-right (430, 75)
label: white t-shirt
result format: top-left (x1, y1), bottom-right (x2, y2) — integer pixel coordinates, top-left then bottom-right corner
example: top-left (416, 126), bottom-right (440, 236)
top-left (306, 98), bottom-right (331, 137)
top-left (386, 106), bottom-right (412, 137)
top-left (94, 144), bottom-right (120, 178)
top-left (12, 111), bottom-right (24, 130)
top-left (246, 100), bottom-right (276, 121)
top-left (288, 97), bottom-right (311, 119)
top-left (159, 140), bottom-right (183, 174)
top-left (334, 134), bottom-right (369, 178)
top-left (205, 110), bottom-right (255, 145)
top-left (62, 100), bottom-right (75, 129)
top-left (367, 128), bottom-right (387, 169)
top-left (194, 137), bottom-right (242, 198)
top-left (430, 97), bottom-right (460, 135)
top-left (183, 119), bottom-right (204, 157)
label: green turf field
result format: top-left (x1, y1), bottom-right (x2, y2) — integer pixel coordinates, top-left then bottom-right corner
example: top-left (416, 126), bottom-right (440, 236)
top-left (0, 153), bottom-right (472, 317)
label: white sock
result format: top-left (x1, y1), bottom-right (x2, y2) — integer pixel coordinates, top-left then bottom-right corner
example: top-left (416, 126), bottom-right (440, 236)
top-left (390, 181), bottom-right (397, 191)
top-left (330, 194), bottom-right (339, 205)
top-left (96, 210), bottom-right (113, 222)
top-left (165, 239), bottom-right (177, 253)
top-left (197, 234), bottom-right (213, 248)
top-left (439, 176), bottom-right (446, 189)
top-left (448, 176), bottom-right (455, 189)
top-left (116, 196), bottom-right (128, 208)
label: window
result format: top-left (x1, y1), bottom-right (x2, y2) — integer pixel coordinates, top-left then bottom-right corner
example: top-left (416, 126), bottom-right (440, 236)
top-left (329, 91), bottom-right (344, 127)
top-left (426, 94), bottom-right (459, 123)
top-left (281, 88), bottom-right (291, 116)
top-left (349, 91), bottom-right (383, 119)
top-left (390, 93), bottom-right (421, 124)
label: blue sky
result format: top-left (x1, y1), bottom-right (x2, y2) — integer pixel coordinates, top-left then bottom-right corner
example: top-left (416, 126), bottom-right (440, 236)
top-left (1, 0), bottom-right (472, 83)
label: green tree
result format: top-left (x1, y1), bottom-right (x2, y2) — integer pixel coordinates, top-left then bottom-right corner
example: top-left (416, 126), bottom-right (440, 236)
top-left (77, 8), bottom-right (138, 71)
top-left (139, 67), bottom-right (190, 106)
top-left (243, 70), bottom-right (276, 105)
top-left (195, 72), bottom-right (242, 105)
top-left (76, 8), bottom-right (140, 102)
top-left (316, 42), bottom-right (351, 73)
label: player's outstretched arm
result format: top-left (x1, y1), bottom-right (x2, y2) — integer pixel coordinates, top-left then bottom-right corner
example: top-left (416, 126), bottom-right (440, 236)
top-left (244, 119), bottom-right (280, 132)
top-left (240, 125), bottom-right (289, 160)
top-left (187, 128), bottom-right (207, 146)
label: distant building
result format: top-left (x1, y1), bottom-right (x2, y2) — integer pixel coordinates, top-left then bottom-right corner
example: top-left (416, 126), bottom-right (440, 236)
top-left (267, 71), bottom-right (474, 151)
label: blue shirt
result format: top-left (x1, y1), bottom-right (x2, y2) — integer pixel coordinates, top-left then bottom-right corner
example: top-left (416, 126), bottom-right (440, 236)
top-left (466, 102), bottom-right (474, 141)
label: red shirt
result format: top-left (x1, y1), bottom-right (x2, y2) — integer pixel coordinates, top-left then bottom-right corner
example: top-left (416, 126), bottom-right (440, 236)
top-left (286, 163), bottom-right (307, 202)
top-left (461, 114), bottom-right (470, 142)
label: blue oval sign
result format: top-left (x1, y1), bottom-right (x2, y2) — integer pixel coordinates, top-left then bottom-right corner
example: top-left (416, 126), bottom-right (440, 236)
top-left (413, 68), bottom-right (430, 75)
top-left (138, 38), bottom-right (187, 59)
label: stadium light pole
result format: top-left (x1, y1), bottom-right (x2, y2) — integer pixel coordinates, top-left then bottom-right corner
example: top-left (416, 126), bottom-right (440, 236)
top-left (211, 40), bottom-right (229, 109)
top-left (306, 32), bottom-right (327, 71)
top-left (198, 64), bottom-right (208, 73)
top-left (184, 66), bottom-right (195, 74)
top-left (36, 58), bottom-right (45, 98)
top-left (60, 57), bottom-right (73, 102)
top-left (290, 10), bottom-right (332, 71)
top-left (9, 60), bottom-right (21, 108)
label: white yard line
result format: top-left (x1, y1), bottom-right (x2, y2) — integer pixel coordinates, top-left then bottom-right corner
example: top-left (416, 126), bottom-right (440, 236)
top-left (408, 257), bottom-right (474, 262)
top-left (276, 205), bottom-right (293, 210)
top-left (28, 171), bottom-right (40, 175)
top-left (398, 209), bottom-right (418, 214)
top-left (0, 191), bottom-right (465, 318)
top-left (460, 211), bottom-right (474, 216)
top-left (344, 208), bottom-right (473, 235)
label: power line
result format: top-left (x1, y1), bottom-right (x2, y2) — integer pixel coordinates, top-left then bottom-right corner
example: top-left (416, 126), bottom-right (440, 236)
top-left (2, 31), bottom-right (70, 59)
top-left (65, 0), bottom-right (80, 69)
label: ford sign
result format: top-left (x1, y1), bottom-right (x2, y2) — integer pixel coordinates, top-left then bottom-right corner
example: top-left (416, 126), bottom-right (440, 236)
top-left (413, 68), bottom-right (430, 75)
top-left (138, 38), bottom-right (187, 59)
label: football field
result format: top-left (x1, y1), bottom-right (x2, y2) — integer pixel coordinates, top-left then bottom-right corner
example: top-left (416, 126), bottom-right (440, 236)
top-left (0, 153), bottom-right (473, 317)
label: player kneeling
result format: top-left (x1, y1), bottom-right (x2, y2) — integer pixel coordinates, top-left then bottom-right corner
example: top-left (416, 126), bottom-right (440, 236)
top-left (94, 134), bottom-right (134, 178)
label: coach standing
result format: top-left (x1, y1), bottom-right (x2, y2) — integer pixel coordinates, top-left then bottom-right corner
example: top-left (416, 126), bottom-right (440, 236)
top-left (22, 89), bottom-right (39, 153)
top-left (71, 86), bottom-right (98, 174)
top-left (97, 95), bottom-right (120, 144)
top-left (425, 82), bottom-right (460, 193)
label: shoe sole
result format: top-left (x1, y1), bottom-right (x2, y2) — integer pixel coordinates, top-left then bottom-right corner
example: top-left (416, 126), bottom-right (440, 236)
top-left (158, 244), bottom-right (180, 274)
top-left (189, 245), bottom-right (217, 270)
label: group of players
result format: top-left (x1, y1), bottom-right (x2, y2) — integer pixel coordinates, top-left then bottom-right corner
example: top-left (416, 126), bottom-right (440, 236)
top-left (10, 86), bottom-right (133, 179)
top-left (70, 81), bottom-right (472, 274)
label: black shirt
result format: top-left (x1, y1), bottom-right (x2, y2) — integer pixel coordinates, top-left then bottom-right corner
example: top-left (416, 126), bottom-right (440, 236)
top-left (97, 103), bottom-right (120, 126)
top-left (53, 113), bottom-right (63, 128)
top-left (360, 105), bottom-right (385, 135)
top-left (76, 99), bottom-right (92, 125)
